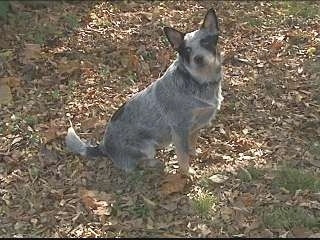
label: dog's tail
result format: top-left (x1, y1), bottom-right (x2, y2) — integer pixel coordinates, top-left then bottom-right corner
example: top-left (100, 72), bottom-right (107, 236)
top-left (65, 126), bottom-right (103, 158)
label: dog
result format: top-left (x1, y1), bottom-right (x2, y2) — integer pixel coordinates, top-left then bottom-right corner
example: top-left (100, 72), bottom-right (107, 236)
top-left (65, 8), bottom-right (223, 175)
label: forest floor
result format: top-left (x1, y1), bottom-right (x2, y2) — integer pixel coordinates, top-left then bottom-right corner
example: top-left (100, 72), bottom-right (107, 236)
top-left (0, 1), bottom-right (319, 237)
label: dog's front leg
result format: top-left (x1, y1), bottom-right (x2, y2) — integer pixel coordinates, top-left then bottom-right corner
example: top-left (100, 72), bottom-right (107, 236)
top-left (189, 131), bottom-right (199, 156)
top-left (173, 130), bottom-right (196, 176)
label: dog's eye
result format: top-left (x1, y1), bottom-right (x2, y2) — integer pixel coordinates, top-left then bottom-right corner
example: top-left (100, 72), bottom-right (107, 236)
top-left (185, 47), bottom-right (192, 53)
top-left (202, 40), bottom-right (210, 46)
top-left (201, 39), bottom-right (213, 47)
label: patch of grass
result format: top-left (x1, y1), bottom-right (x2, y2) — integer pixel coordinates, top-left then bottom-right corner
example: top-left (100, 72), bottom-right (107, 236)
top-left (63, 14), bottom-right (80, 29)
top-left (198, 177), bottom-right (211, 190)
top-left (280, 2), bottom-right (320, 19)
top-left (238, 166), bottom-right (264, 183)
top-left (238, 168), bottom-right (252, 182)
top-left (113, 191), bottom-right (151, 219)
top-left (0, 1), bottom-right (9, 20)
top-left (304, 60), bottom-right (320, 82)
top-left (274, 167), bottom-right (320, 193)
top-left (160, 35), bottom-right (168, 45)
top-left (8, 11), bottom-right (33, 26)
top-left (263, 206), bottom-right (319, 229)
top-left (127, 170), bottom-right (145, 188)
top-left (50, 89), bottom-right (61, 101)
top-left (28, 164), bottom-right (41, 181)
top-left (127, 71), bottom-right (138, 85)
top-left (245, 16), bottom-right (264, 27)
top-left (32, 25), bottom-right (60, 44)
top-left (248, 166), bottom-right (264, 180)
top-left (11, 122), bottom-right (21, 134)
top-left (27, 131), bottom-right (40, 146)
top-left (192, 190), bottom-right (217, 218)
top-left (309, 141), bottom-right (320, 156)
top-left (98, 65), bottom-right (111, 78)
top-left (242, 13), bottom-right (279, 28)
top-left (128, 203), bottom-right (150, 218)
top-left (25, 115), bottom-right (38, 127)
top-left (142, 51), bottom-right (155, 61)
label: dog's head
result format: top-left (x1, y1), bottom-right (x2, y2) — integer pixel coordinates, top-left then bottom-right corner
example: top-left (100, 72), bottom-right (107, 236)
top-left (164, 8), bottom-right (222, 84)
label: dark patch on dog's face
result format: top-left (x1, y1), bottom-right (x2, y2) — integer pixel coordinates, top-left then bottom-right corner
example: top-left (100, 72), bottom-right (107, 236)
top-left (110, 102), bottom-right (126, 122)
top-left (200, 34), bottom-right (218, 54)
top-left (178, 42), bottom-right (191, 64)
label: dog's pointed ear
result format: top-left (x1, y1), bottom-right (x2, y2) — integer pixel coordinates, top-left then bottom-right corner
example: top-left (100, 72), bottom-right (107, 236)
top-left (164, 27), bottom-right (184, 51)
top-left (201, 8), bottom-right (219, 33)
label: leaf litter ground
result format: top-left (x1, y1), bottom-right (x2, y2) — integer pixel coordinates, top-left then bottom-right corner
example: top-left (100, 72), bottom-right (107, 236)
top-left (0, 1), bottom-right (319, 238)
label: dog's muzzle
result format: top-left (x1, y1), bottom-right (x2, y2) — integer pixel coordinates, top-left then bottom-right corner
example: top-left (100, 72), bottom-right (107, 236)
top-left (194, 55), bottom-right (205, 67)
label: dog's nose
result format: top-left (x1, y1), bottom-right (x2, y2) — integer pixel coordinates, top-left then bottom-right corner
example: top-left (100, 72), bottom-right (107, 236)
top-left (194, 55), bottom-right (204, 66)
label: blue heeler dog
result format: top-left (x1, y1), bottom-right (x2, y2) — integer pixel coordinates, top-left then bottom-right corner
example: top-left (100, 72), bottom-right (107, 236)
top-left (66, 8), bottom-right (223, 175)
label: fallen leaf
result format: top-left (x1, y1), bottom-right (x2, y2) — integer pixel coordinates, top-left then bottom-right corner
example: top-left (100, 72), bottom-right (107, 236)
top-left (81, 117), bottom-right (105, 130)
top-left (242, 128), bottom-right (249, 135)
top-left (0, 49), bottom-right (14, 61)
top-left (292, 226), bottom-right (313, 238)
top-left (259, 229), bottom-right (274, 238)
top-left (198, 223), bottom-right (211, 237)
top-left (279, 231), bottom-right (290, 238)
top-left (80, 192), bottom-right (97, 210)
top-left (309, 233), bottom-right (320, 238)
top-left (160, 173), bottom-right (187, 195)
top-left (141, 195), bottom-right (157, 209)
top-left (128, 53), bottom-right (140, 70)
top-left (220, 207), bottom-right (234, 222)
top-left (10, 136), bottom-right (23, 146)
top-left (0, 76), bottom-right (21, 89)
top-left (38, 146), bottom-right (60, 167)
top-left (0, 83), bottom-right (12, 104)
top-left (40, 119), bottom-right (66, 143)
top-left (146, 217), bottom-right (154, 230)
top-left (270, 40), bottom-right (284, 52)
top-left (79, 189), bottom-right (114, 216)
top-left (42, 128), bottom-right (59, 143)
top-left (93, 205), bottom-right (112, 216)
top-left (238, 167), bottom-right (252, 181)
top-left (122, 218), bottom-right (144, 230)
top-left (160, 201), bottom-right (178, 211)
top-left (58, 59), bottom-right (80, 75)
top-left (22, 43), bottom-right (41, 64)
top-left (306, 159), bottom-right (320, 168)
top-left (307, 47), bottom-right (317, 56)
top-left (208, 174), bottom-right (229, 184)
top-left (239, 193), bottom-right (255, 207)
top-left (157, 220), bottom-right (184, 230)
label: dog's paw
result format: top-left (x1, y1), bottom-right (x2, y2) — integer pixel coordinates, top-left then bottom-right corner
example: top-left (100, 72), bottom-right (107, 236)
top-left (148, 159), bottom-right (164, 168)
top-left (180, 166), bottom-right (198, 180)
top-left (189, 149), bottom-right (197, 157)
top-left (139, 158), bottom-right (164, 170)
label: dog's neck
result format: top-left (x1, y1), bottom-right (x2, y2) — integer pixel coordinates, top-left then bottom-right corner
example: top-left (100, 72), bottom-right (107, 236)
top-left (175, 60), bottom-right (219, 88)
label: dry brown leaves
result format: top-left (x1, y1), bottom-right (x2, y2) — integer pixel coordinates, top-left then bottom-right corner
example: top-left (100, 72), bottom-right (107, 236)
top-left (0, 76), bottom-right (22, 104)
top-left (22, 43), bottom-right (41, 64)
top-left (1, 0), bottom-right (320, 238)
top-left (160, 173), bottom-right (187, 195)
top-left (79, 188), bottom-right (115, 216)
